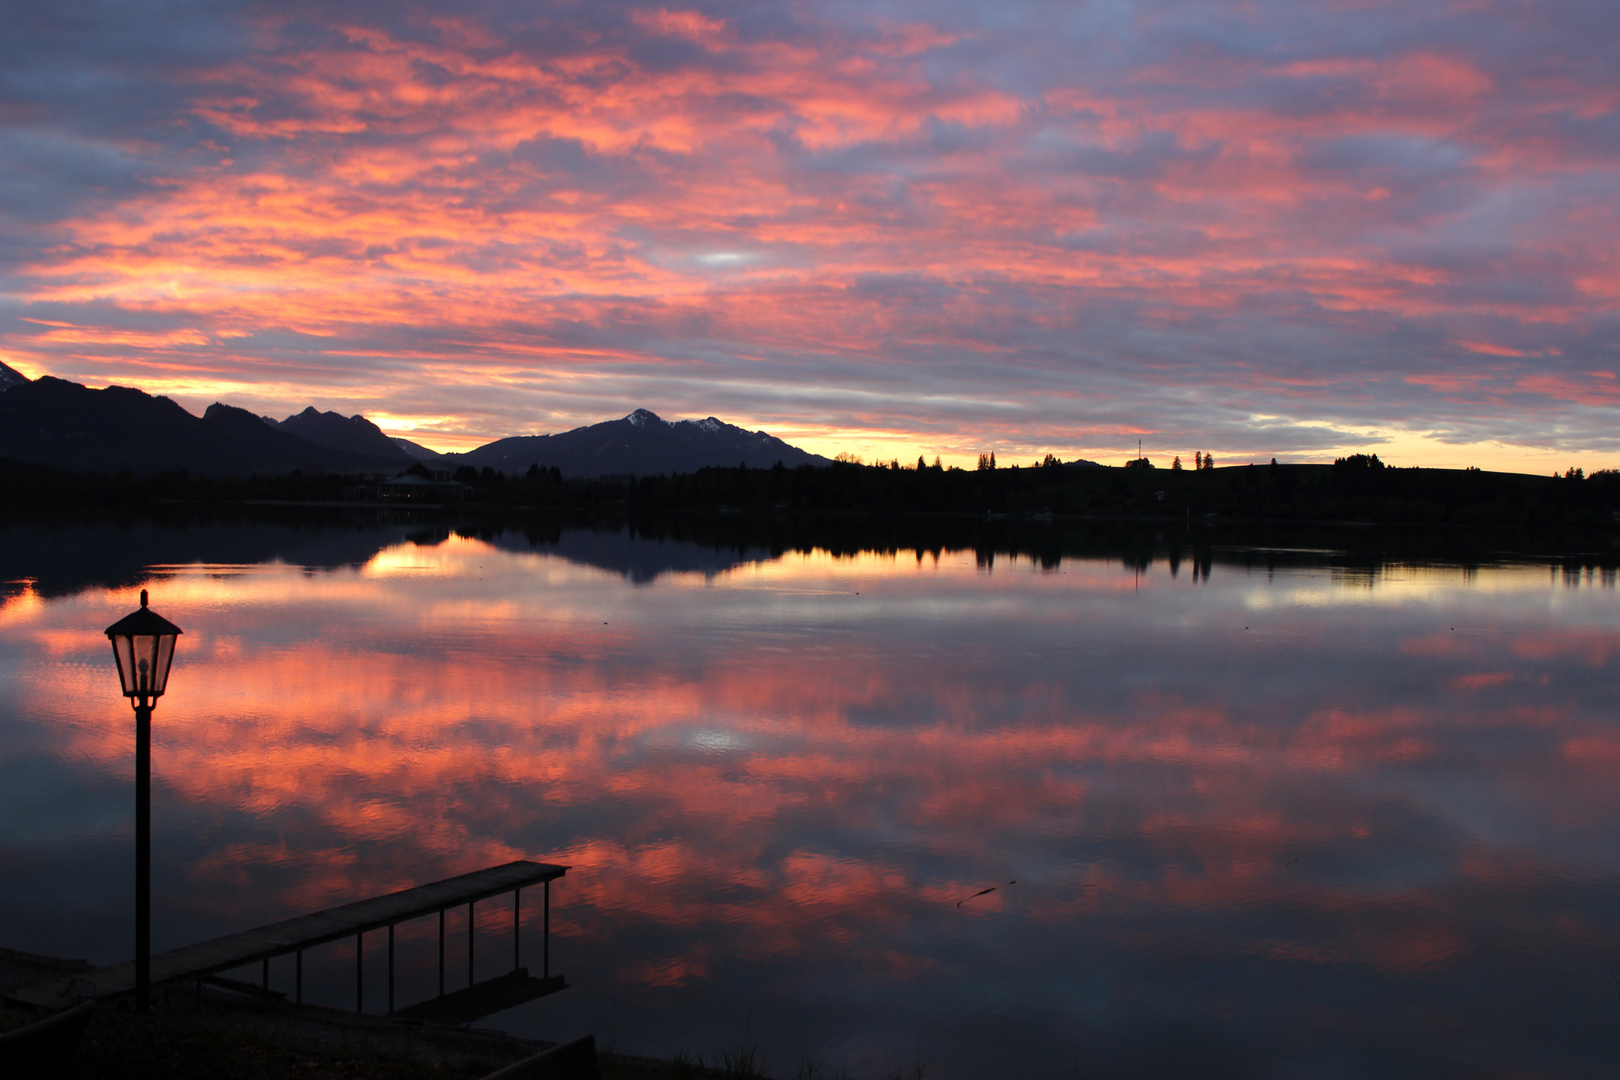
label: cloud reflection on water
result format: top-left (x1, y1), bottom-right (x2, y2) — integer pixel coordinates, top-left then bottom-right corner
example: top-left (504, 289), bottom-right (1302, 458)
top-left (1, 527), bottom-right (1618, 1076)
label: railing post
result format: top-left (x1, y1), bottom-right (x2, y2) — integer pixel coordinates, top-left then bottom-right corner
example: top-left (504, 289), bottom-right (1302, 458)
top-left (543, 879), bottom-right (550, 979)
top-left (388, 923), bottom-right (395, 1014)
top-left (296, 950), bottom-right (302, 1004)
top-left (356, 931), bottom-right (363, 1012)
top-left (468, 900), bottom-right (475, 987)
top-left (438, 909), bottom-right (445, 997)
top-left (262, 957), bottom-right (269, 990)
top-left (513, 888), bottom-right (521, 971)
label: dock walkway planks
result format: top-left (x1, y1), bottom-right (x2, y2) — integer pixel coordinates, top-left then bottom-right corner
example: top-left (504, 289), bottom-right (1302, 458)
top-left (6, 860), bottom-right (566, 1011)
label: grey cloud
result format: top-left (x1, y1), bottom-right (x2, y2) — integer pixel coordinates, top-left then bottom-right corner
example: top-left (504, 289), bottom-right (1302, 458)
top-left (4, 0), bottom-right (1620, 462)
top-left (0, 131), bottom-right (154, 227)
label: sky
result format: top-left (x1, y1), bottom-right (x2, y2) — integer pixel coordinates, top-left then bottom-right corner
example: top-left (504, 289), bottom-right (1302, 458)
top-left (2, 1), bottom-right (1618, 470)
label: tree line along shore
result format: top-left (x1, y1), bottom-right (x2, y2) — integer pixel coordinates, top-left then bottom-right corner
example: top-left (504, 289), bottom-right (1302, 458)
top-left (3, 453), bottom-right (1619, 531)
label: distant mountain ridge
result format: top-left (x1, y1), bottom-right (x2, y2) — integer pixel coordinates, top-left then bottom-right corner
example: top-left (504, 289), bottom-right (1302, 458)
top-left (0, 378), bottom-right (406, 476)
top-left (257, 408), bottom-right (446, 465)
top-left (458, 408), bottom-right (831, 476)
top-left (390, 437), bottom-right (451, 463)
top-left (267, 407), bottom-right (412, 462)
top-left (0, 371), bottom-right (832, 479)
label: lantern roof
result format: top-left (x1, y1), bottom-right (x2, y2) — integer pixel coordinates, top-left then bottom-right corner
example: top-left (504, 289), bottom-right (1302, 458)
top-left (104, 590), bottom-right (183, 639)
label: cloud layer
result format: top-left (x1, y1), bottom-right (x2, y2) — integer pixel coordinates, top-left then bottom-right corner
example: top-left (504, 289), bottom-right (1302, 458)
top-left (2, 0), bottom-right (1618, 466)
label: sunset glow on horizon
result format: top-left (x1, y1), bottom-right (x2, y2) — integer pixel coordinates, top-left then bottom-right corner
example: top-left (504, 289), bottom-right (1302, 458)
top-left (3, 1), bottom-right (1619, 471)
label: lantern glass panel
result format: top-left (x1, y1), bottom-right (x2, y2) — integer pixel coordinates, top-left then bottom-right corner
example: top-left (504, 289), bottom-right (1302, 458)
top-left (149, 634), bottom-right (175, 695)
top-left (108, 632), bottom-right (178, 698)
top-left (111, 635), bottom-right (137, 697)
top-left (132, 634), bottom-right (157, 695)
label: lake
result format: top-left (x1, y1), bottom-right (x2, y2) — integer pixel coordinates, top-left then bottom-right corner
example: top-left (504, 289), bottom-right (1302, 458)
top-left (2, 511), bottom-right (1618, 1078)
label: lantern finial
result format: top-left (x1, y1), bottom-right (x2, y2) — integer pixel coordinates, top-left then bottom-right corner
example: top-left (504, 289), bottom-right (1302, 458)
top-left (140, 589), bottom-right (148, 608)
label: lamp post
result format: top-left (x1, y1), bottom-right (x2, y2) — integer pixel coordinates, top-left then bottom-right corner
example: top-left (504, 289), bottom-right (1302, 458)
top-left (104, 589), bottom-right (182, 1013)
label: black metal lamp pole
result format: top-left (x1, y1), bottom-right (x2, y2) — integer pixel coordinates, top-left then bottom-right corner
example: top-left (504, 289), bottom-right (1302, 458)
top-left (105, 590), bottom-right (182, 1013)
top-left (134, 694), bottom-right (151, 1010)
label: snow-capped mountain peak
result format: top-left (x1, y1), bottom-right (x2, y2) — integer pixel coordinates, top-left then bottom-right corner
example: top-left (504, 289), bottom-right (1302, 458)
top-left (459, 407), bottom-right (830, 476)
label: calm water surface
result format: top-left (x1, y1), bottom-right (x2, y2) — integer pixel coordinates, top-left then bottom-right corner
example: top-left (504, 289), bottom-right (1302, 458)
top-left (2, 518), bottom-right (1619, 1078)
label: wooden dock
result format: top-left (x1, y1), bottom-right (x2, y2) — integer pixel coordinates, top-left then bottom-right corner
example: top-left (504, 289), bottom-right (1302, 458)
top-left (7, 860), bottom-right (567, 1013)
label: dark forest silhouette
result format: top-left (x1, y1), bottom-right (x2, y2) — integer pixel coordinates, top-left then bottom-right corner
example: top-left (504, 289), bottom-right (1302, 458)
top-left (7, 451), bottom-right (1620, 532)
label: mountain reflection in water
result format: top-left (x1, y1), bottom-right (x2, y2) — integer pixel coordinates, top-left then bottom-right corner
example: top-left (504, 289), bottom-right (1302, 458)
top-left (1, 513), bottom-right (1618, 1078)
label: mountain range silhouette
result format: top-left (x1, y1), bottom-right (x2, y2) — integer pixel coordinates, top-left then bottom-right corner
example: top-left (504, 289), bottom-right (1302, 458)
top-left (0, 367), bottom-right (829, 478)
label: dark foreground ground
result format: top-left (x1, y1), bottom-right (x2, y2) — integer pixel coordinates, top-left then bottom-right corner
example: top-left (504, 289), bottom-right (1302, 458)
top-left (1, 991), bottom-right (774, 1080)
top-left (0, 949), bottom-right (768, 1080)
top-left (0, 913), bottom-right (784, 1080)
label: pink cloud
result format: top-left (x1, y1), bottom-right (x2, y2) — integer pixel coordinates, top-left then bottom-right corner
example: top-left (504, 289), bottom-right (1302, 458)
top-left (3, 2), bottom-right (1619, 463)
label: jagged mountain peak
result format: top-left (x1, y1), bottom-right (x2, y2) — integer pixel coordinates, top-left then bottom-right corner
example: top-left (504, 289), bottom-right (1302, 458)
top-left (270, 406), bottom-right (412, 462)
top-left (0, 379), bottom-right (408, 476)
top-left (203, 401), bottom-right (262, 425)
top-left (280, 405), bottom-right (376, 428)
top-left (461, 408), bottom-right (830, 477)
top-left (0, 361), bottom-right (28, 391)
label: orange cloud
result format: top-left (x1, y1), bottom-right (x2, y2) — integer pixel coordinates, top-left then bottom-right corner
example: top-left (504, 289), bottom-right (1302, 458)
top-left (6, 6), bottom-right (1620, 467)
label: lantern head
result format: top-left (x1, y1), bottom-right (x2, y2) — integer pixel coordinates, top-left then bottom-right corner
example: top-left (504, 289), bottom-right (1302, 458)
top-left (105, 589), bottom-right (183, 703)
